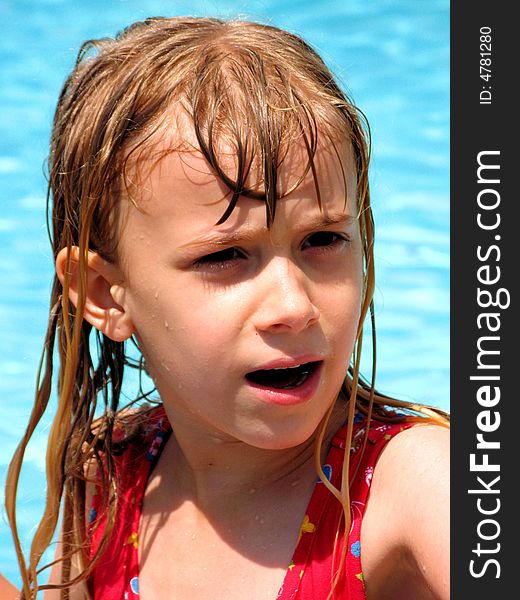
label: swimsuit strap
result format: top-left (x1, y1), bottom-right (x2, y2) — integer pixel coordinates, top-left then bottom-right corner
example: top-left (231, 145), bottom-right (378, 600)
top-left (276, 413), bottom-right (415, 599)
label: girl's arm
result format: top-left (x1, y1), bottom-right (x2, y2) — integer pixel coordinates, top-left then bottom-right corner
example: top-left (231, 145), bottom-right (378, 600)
top-left (398, 424), bottom-right (450, 599)
top-left (361, 423), bottom-right (450, 600)
top-left (0, 573), bottom-right (19, 600)
top-left (43, 544), bottom-right (86, 600)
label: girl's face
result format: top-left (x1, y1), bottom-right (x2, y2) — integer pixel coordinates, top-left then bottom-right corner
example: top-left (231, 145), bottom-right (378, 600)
top-left (116, 129), bottom-right (363, 450)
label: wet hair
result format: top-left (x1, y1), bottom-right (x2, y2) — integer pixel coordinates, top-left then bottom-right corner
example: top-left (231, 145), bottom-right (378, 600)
top-left (5, 16), bottom-right (449, 599)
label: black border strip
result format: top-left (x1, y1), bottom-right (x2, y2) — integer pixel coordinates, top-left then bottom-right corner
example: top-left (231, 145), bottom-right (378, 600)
top-left (451, 3), bottom-right (517, 596)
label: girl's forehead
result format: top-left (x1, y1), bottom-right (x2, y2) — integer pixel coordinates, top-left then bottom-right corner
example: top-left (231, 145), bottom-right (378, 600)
top-left (116, 136), bottom-right (359, 270)
top-left (125, 117), bottom-right (357, 216)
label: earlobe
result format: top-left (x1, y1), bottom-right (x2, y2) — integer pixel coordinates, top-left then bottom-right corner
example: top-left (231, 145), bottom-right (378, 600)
top-left (55, 247), bottom-right (135, 342)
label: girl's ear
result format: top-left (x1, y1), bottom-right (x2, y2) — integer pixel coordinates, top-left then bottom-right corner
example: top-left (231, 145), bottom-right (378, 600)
top-left (55, 247), bottom-right (135, 342)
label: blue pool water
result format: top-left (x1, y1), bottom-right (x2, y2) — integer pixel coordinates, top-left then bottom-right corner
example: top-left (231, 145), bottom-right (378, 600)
top-left (0, 0), bottom-right (449, 586)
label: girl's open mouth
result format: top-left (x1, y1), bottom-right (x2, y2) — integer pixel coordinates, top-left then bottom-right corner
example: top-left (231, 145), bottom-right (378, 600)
top-left (245, 361), bottom-right (322, 390)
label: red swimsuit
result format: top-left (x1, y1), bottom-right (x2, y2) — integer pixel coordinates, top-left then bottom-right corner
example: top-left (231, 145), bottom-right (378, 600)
top-left (88, 407), bottom-right (414, 599)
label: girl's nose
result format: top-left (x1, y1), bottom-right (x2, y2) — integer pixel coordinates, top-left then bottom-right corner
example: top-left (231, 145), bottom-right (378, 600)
top-left (253, 258), bottom-right (320, 334)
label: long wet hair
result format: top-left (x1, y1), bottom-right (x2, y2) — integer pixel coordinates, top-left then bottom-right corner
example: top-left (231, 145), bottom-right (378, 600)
top-left (5, 16), bottom-right (449, 599)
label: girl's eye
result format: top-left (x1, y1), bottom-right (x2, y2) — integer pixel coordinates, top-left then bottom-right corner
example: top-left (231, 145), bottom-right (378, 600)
top-left (302, 231), bottom-right (350, 252)
top-left (193, 247), bottom-right (246, 272)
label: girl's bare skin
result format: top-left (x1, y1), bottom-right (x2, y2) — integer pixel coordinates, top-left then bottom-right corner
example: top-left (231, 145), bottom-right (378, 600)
top-left (0, 574), bottom-right (18, 600)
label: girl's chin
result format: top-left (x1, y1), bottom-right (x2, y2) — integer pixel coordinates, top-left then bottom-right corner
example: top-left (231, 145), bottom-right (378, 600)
top-left (234, 414), bottom-right (330, 452)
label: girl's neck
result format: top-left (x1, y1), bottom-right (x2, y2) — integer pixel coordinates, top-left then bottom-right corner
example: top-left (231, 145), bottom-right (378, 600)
top-left (156, 400), bottom-right (347, 513)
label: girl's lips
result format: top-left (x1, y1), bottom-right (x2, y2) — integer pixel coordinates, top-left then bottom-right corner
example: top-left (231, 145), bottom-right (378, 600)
top-left (245, 361), bottom-right (323, 406)
top-left (246, 354), bottom-right (324, 372)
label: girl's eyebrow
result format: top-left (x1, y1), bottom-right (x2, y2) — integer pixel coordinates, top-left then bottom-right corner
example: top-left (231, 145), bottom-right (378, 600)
top-left (178, 213), bottom-right (357, 252)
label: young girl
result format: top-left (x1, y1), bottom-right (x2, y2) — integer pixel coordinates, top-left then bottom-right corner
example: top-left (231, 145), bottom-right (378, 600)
top-left (5, 16), bottom-right (449, 600)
